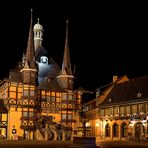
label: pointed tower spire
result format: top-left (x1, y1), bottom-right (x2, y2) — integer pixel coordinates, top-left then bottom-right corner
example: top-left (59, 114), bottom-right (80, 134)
top-left (57, 20), bottom-right (74, 90)
top-left (62, 20), bottom-right (72, 75)
top-left (20, 9), bottom-right (37, 85)
top-left (25, 9), bottom-right (36, 69)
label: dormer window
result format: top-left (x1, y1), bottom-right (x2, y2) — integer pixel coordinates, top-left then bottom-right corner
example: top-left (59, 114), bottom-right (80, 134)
top-left (109, 98), bottom-right (112, 102)
top-left (137, 91), bottom-right (142, 98)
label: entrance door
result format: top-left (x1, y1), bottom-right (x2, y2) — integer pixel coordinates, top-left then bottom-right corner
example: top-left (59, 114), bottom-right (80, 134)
top-left (24, 130), bottom-right (29, 140)
top-left (0, 127), bottom-right (7, 139)
top-left (135, 122), bottom-right (143, 140)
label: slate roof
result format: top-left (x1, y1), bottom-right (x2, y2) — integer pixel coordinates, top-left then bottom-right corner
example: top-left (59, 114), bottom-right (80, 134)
top-left (38, 77), bottom-right (65, 92)
top-left (8, 68), bottom-right (22, 83)
top-left (100, 75), bottom-right (148, 107)
top-left (0, 99), bottom-right (8, 113)
top-left (35, 46), bottom-right (48, 61)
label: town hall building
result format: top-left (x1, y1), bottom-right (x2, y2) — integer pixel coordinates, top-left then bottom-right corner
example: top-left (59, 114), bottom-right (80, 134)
top-left (0, 11), bottom-right (82, 140)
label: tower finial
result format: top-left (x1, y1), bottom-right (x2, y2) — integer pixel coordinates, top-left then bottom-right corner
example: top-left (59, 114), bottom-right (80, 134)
top-left (30, 9), bottom-right (33, 24)
top-left (37, 18), bottom-right (40, 24)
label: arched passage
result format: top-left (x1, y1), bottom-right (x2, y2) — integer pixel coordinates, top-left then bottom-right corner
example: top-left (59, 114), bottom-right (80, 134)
top-left (113, 123), bottom-right (118, 137)
top-left (121, 122), bottom-right (128, 137)
top-left (105, 123), bottom-right (110, 137)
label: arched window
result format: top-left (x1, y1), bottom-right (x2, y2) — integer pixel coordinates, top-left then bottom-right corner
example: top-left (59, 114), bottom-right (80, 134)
top-left (105, 124), bottom-right (110, 137)
top-left (113, 123), bottom-right (118, 137)
top-left (121, 123), bottom-right (128, 137)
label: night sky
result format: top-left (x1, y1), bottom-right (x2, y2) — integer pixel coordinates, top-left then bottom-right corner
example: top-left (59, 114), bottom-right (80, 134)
top-left (0, 1), bottom-right (148, 91)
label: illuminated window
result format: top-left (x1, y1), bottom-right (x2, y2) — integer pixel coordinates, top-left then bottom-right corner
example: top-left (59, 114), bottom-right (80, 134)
top-left (139, 104), bottom-right (144, 112)
top-left (2, 114), bottom-right (7, 121)
top-left (22, 112), bottom-right (34, 117)
top-left (62, 94), bottom-right (67, 100)
top-left (23, 90), bottom-right (28, 96)
top-left (108, 108), bottom-right (113, 115)
top-left (51, 92), bottom-right (55, 96)
top-left (132, 105), bottom-right (137, 113)
top-left (30, 90), bottom-right (34, 96)
top-left (23, 112), bottom-right (28, 117)
top-left (125, 106), bottom-right (130, 114)
top-left (51, 96), bottom-right (55, 102)
top-left (56, 93), bottom-right (60, 97)
top-left (120, 106), bottom-right (124, 115)
top-left (100, 109), bottom-right (104, 116)
top-left (113, 107), bottom-right (118, 115)
top-left (62, 114), bottom-right (66, 120)
top-left (68, 94), bottom-right (73, 100)
top-left (46, 95), bottom-right (50, 101)
top-left (85, 106), bottom-right (89, 112)
top-left (29, 112), bottom-right (34, 117)
top-left (105, 108), bottom-right (108, 115)
top-left (56, 93), bottom-right (61, 102)
top-left (68, 114), bottom-right (72, 120)
top-left (42, 91), bottom-right (45, 95)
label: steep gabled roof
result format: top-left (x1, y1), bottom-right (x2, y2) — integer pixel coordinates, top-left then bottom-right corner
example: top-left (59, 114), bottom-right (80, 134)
top-left (96, 74), bottom-right (128, 96)
top-left (100, 75), bottom-right (148, 107)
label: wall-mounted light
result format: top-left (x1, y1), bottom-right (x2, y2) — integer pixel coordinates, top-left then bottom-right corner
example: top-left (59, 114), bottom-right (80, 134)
top-left (95, 122), bottom-right (100, 127)
top-left (86, 122), bottom-right (90, 127)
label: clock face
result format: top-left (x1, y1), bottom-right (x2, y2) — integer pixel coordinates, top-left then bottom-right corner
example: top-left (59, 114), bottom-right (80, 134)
top-left (41, 56), bottom-right (47, 64)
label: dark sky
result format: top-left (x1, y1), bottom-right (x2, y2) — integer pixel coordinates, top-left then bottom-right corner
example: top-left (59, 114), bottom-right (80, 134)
top-left (0, 1), bottom-right (148, 91)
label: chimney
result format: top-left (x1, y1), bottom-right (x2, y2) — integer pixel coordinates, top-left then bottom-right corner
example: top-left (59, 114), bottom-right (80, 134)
top-left (113, 75), bottom-right (118, 82)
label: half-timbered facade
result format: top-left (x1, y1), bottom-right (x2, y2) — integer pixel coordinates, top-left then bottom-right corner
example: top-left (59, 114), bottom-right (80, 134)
top-left (0, 11), bottom-right (82, 140)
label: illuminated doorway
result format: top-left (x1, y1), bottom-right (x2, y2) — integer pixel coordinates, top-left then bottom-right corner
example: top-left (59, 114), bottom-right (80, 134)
top-left (24, 130), bottom-right (29, 140)
top-left (105, 123), bottom-right (110, 137)
top-left (0, 127), bottom-right (7, 139)
top-left (121, 123), bottom-right (128, 137)
top-left (113, 123), bottom-right (118, 137)
top-left (135, 122), bottom-right (144, 140)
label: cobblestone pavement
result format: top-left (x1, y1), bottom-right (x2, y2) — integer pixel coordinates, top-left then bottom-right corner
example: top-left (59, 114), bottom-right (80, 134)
top-left (0, 140), bottom-right (99, 148)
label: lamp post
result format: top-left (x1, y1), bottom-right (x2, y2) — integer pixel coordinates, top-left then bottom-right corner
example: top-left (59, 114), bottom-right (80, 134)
top-left (78, 104), bottom-right (91, 137)
top-left (80, 115), bottom-right (89, 137)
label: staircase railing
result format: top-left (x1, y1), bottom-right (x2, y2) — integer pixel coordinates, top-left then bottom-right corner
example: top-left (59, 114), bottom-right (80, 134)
top-left (55, 124), bottom-right (63, 140)
top-left (36, 123), bottom-right (45, 138)
top-left (46, 125), bottom-right (54, 140)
